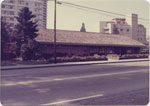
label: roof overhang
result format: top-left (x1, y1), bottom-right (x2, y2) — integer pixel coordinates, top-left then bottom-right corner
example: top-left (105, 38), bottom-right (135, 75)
top-left (39, 41), bottom-right (145, 48)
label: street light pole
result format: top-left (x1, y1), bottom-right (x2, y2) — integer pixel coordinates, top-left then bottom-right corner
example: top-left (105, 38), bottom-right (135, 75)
top-left (54, 0), bottom-right (57, 63)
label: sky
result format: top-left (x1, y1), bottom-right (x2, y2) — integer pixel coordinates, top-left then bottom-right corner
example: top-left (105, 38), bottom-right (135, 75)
top-left (47, 0), bottom-right (149, 38)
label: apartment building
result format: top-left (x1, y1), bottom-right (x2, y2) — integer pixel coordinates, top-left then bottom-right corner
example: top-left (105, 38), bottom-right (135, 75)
top-left (100, 18), bottom-right (131, 37)
top-left (138, 24), bottom-right (146, 43)
top-left (100, 14), bottom-right (146, 43)
top-left (1, 0), bottom-right (47, 28)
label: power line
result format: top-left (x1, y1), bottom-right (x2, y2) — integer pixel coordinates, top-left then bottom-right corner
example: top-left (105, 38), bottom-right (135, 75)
top-left (62, 3), bottom-right (119, 18)
top-left (48, 0), bottom-right (149, 22)
top-left (60, 1), bottom-right (125, 16)
top-left (61, 1), bottom-right (149, 22)
top-left (62, 4), bottom-right (150, 25)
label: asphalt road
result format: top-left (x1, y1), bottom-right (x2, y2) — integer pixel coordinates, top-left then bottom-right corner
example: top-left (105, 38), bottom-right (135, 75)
top-left (1, 61), bottom-right (149, 105)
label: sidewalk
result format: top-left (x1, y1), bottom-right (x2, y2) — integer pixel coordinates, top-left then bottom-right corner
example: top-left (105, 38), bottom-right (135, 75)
top-left (1, 58), bottom-right (149, 70)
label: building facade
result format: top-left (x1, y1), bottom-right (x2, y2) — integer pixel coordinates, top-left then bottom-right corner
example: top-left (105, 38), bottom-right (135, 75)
top-left (138, 24), bottom-right (146, 43)
top-left (35, 29), bottom-right (145, 57)
top-left (1, 0), bottom-right (47, 28)
top-left (100, 14), bottom-right (146, 43)
top-left (100, 18), bottom-right (131, 37)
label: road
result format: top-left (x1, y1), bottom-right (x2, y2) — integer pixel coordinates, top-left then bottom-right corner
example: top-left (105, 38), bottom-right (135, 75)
top-left (1, 61), bottom-right (149, 105)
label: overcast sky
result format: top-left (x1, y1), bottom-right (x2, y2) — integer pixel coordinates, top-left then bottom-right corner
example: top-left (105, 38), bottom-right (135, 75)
top-left (47, 0), bottom-right (149, 37)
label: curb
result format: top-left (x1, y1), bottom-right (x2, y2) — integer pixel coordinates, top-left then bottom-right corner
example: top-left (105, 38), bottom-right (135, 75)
top-left (1, 59), bottom-right (149, 71)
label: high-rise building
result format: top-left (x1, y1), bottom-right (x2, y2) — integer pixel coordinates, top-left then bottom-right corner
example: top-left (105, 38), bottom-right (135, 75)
top-left (1, 0), bottom-right (47, 28)
top-left (100, 14), bottom-right (146, 43)
top-left (126, 14), bottom-right (138, 41)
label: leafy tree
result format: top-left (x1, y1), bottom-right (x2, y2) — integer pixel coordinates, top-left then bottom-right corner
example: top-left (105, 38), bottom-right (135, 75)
top-left (15, 7), bottom-right (38, 41)
top-left (1, 21), bottom-right (9, 44)
top-left (1, 20), bottom-right (13, 59)
top-left (21, 40), bottom-right (41, 60)
top-left (80, 23), bottom-right (86, 32)
top-left (14, 7), bottom-right (39, 60)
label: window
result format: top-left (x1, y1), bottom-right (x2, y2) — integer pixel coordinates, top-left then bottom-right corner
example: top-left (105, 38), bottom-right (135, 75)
top-left (127, 29), bottom-right (130, 32)
top-left (2, 5), bottom-right (14, 9)
top-left (10, 0), bottom-right (14, 3)
top-left (9, 23), bottom-right (14, 27)
top-left (2, 10), bottom-right (7, 14)
top-left (2, 5), bottom-right (5, 8)
top-left (117, 21), bottom-right (120, 24)
top-left (9, 17), bottom-right (14, 21)
top-left (18, 0), bottom-right (24, 4)
top-left (104, 29), bottom-right (109, 31)
top-left (120, 29), bottom-right (123, 31)
top-left (9, 6), bottom-right (14, 9)
top-left (35, 3), bottom-right (38, 6)
top-left (1, 16), bottom-right (7, 21)
top-left (8, 11), bottom-right (14, 15)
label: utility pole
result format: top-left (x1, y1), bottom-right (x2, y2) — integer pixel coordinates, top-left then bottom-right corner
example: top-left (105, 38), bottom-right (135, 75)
top-left (54, 0), bottom-right (57, 63)
top-left (48, 0), bottom-right (62, 63)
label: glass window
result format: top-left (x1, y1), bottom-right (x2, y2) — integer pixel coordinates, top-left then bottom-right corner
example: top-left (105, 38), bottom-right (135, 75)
top-left (9, 17), bottom-right (14, 21)
top-left (2, 10), bottom-right (7, 14)
top-left (9, 23), bottom-right (14, 27)
top-left (1, 16), bottom-right (7, 21)
top-left (8, 11), bottom-right (14, 15)
top-left (2, 5), bottom-right (5, 8)
top-left (10, 0), bottom-right (14, 3)
top-left (120, 29), bottom-right (123, 31)
top-left (9, 5), bottom-right (14, 9)
top-left (104, 29), bottom-right (109, 31)
top-left (18, 0), bottom-right (24, 4)
top-left (117, 21), bottom-right (120, 24)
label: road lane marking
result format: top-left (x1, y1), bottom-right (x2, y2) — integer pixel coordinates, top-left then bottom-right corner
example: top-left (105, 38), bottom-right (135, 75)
top-left (2, 69), bottom-right (148, 86)
top-left (2, 74), bottom-right (27, 77)
top-left (43, 94), bottom-right (103, 105)
top-left (54, 69), bottom-right (148, 81)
